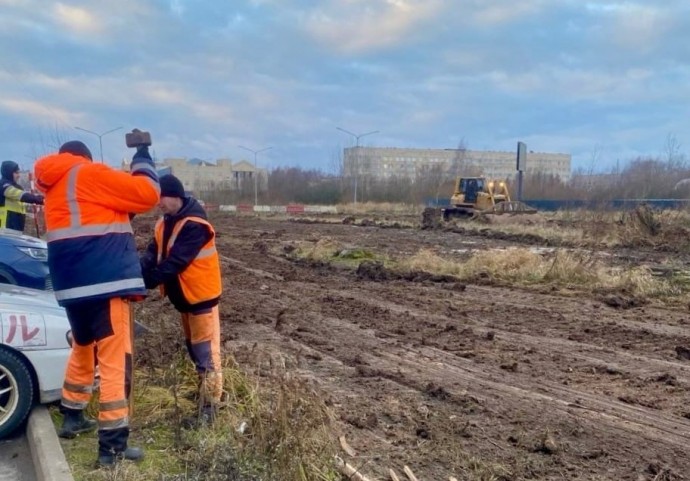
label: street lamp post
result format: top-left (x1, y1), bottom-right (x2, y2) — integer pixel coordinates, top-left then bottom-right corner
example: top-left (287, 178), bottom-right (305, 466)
top-left (238, 145), bottom-right (272, 206)
top-left (74, 126), bottom-right (123, 163)
top-left (336, 127), bottom-right (379, 205)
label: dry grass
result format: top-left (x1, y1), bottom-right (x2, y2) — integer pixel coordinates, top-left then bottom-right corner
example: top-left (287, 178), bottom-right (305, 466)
top-left (58, 351), bottom-right (340, 481)
top-left (336, 201), bottom-right (420, 216)
top-left (439, 207), bottom-right (690, 250)
top-left (287, 237), bottom-right (382, 266)
top-left (284, 231), bottom-right (689, 301)
top-left (299, 237), bottom-right (344, 261)
top-left (399, 247), bottom-right (681, 299)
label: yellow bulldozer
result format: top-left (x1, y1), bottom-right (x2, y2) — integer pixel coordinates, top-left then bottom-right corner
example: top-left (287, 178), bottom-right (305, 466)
top-left (421, 176), bottom-right (537, 228)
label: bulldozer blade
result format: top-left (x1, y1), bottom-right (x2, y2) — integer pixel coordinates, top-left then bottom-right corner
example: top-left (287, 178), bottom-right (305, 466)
top-left (483, 201), bottom-right (537, 215)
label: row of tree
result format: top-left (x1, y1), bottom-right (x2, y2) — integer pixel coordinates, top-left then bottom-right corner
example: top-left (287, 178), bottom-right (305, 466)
top-left (198, 154), bottom-right (690, 206)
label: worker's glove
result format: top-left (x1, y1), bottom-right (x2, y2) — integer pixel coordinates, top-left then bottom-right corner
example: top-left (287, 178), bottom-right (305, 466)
top-left (130, 145), bottom-right (155, 174)
top-left (133, 145), bottom-right (152, 161)
top-left (140, 263), bottom-right (160, 289)
top-left (21, 192), bottom-right (44, 205)
top-left (134, 145), bottom-right (153, 160)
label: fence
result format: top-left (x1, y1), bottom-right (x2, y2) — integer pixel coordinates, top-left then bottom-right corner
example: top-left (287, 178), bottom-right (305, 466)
top-left (424, 198), bottom-right (690, 211)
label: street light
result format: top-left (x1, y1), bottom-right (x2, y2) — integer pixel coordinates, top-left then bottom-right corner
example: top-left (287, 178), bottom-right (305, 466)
top-left (74, 126), bottom-right (123, 163)
top-left (238, 145), bottom-right (272, 206)
top-left (336, 127), bottom-right (379, 205)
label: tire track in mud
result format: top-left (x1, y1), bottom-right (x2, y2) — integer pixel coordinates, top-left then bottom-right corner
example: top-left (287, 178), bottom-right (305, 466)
top-left (264, 295), bottom-right (690, 451)
top-left (214, 222), bottom-right (690, 479)
top-left (231, 307), bottom-right (690, 479)
top-left (383, 345), bottom-right (690, 447)
top-left (222, 243), bottom-right (690, 398)
top-left (328, 286), bottom-right (690, 382)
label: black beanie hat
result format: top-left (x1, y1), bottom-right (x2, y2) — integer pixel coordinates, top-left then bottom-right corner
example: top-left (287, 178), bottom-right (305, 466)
top-left (59, 140), bottom-right (93, 160)
top-left (160, 174), bottom-right (185, 198)
top-left (1, 160), bottom-right (19, 180)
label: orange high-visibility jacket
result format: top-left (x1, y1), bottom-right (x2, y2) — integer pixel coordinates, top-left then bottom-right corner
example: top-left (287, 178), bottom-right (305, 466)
top-left (35, 152), bottom-right (160, 306)
top-left (154, 216), bottom-right (221, 305)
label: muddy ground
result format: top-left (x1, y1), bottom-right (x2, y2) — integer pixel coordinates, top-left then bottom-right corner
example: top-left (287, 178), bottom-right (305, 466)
top-left (134, 214), bottom-right (690, 481)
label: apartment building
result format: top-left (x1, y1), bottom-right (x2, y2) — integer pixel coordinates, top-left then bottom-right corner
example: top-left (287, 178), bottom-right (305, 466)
top-left (343, 147), bottom-right (571, 181)
top-left (121, 157), bottom-right (266, 192)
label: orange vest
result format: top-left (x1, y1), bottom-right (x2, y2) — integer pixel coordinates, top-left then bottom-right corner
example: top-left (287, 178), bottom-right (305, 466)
top-left (155, 216), bottom-right (221, 304)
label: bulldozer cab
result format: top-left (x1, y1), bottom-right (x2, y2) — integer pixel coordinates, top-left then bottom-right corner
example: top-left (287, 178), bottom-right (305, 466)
top-left (459, 177), bottom-right (484, 203)
top-left (452, 177), bottom-right (508, 206)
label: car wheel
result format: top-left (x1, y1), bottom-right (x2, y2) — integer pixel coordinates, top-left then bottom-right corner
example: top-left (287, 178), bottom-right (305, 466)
top-left (0, 349), bottom-right (34, 439)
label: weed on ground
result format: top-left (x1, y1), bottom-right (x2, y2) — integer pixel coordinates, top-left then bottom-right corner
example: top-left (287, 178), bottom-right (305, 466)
top-left (55, 352), bottom-right (340, 481)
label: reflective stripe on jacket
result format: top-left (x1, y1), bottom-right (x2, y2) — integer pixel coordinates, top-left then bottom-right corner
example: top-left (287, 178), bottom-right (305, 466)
top-left (34, 152), bottom-right (160, 305)
top-left (155, 216), bottom-right (222, 304)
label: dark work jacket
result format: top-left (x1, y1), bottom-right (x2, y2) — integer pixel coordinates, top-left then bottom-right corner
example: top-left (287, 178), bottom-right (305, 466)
top-left (140, 197), bottom-right (217, 313)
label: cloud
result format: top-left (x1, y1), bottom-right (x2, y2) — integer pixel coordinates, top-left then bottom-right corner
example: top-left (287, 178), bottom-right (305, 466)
top-left (1, 0), bottom-right (690, 172)
top-left (472, 0), bottom-right (547, 26)
top-left (0, 97), bottom-right (82, 125)
top-left (53, 3), bottom-right (102, 35)
top-left (595, 4), bottom-right (676, 52)
top-left (302, 0), bottom-right (445, 54)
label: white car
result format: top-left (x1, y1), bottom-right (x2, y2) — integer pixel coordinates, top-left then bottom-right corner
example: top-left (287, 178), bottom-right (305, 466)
top-left (0, 284), bottom-right (71, 438)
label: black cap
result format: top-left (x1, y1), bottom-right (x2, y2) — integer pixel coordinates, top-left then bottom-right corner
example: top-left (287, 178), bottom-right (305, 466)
top-left (59, 140), bottom-right (93, 160)
top-left (160, 174), bottom-right (185, 198)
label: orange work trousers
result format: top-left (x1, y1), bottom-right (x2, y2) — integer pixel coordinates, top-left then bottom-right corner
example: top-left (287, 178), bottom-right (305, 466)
top-left (62, 297), bottom-right (132, 430)
top-left (181, 306), bottom-right (223, 405)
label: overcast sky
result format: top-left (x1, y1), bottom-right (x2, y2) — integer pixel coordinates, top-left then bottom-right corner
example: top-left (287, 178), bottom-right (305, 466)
top-left (2, 1), bottom-right (689, 173)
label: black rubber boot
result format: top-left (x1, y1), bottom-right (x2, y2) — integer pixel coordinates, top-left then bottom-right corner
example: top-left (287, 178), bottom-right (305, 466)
top-left (97, 428), bottom-right (144, 467)
top-left (200, 405), bottom-right (217, 426)
top-left (97, 447), bottom-right (145, 467)
top-left (181, 405), bottom-right (217, 429)
top-left (58, 408), bottom-right (97, 439)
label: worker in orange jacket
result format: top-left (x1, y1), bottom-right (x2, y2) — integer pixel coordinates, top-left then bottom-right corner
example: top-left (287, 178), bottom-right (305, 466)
top-left (140, 174), bottom-right (223, 425)
top-left (35, 140), bottom-right (159, 467)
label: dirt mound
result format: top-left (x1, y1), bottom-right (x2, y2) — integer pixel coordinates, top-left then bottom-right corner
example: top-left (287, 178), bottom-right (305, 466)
top-left (420, 207), bottom-right (441, 230)
top-left (355, 260), bottom-right (466, 288)
top-left (356, 260), bottom-right (390, 281)
top-left (448, 225), bottom-right (559, 246)
top-left (595, 290), bottom-right (649, 310)
top-left (485, 211), bottom-right (547, 226)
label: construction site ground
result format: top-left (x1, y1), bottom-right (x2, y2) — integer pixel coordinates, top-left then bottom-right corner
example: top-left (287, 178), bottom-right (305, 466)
top-left (134, 213), bottom-right (690, 481)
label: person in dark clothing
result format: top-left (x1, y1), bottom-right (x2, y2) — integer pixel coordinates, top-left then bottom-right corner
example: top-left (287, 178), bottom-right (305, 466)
top-left (140, 175), bottom-right (223, 424)
top-left (1, 160), bottom-right (44, 232)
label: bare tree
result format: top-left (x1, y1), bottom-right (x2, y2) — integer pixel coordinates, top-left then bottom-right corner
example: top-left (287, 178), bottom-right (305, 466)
top-left (663, 133), bottom-right (685, 167)
top-left (27, 122), bottom-right (68, 165)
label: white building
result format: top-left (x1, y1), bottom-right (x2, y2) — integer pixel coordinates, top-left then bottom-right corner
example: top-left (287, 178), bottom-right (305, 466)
top-left (121, 157), bottom-right (267, 193)
top-left (344, 147), bottom-right (571, 181)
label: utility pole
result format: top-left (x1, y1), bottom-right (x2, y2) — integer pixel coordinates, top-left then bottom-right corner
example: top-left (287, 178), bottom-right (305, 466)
top-left (336, 127), bottom-right (379, 205)
top-left (238, 145), bottom-right (272, 206)
top-left (74, 126), bottom-right (123, 163)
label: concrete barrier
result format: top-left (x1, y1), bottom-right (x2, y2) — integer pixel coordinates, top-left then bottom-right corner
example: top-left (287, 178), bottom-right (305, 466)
top-left (286, 204), bottom-right (305, 214)
top-left (215, 204), bottom-right (338, 214)
top-left (236, 204), bottom-right (253, 213)
top-left (27, 407), bottom-right (74, 481)
top-left (304, 205), bottom-right (338, 214)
